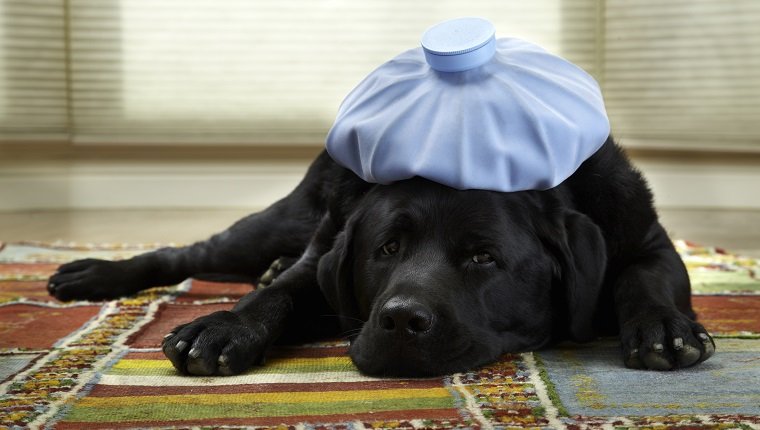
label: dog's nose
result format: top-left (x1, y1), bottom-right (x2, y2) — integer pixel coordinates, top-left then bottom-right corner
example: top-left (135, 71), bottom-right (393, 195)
top-left (378, 296), bottom-right (434, 335)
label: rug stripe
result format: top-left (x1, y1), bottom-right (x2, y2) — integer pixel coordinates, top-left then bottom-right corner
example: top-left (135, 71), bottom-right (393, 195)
top-left (64, 397), bottom-right (456, 422)
top-left (87, 379), bottom-right (445, 397)
top-left (77, 387), bottom-right (451, 407)
top-left (268, 346), bottom-right (350, 358)
top-left (55, 408), bottom-right (462, 429)
top-left (98, 371), bottom-right (385, 385)
top-left (123, 346), bottom-right (349, 360)
top-left (108, 356), bottom-right (355, 375)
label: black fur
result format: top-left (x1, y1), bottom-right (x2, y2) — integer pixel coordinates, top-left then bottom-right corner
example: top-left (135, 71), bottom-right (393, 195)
top-left (47, 137), bottom-right (715, 376)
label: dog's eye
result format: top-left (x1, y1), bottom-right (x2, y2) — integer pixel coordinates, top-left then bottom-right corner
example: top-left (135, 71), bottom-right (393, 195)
top-left (381, 240), bottom-right (400, 256)
top-left (472, 252), bottom-right (494, 265)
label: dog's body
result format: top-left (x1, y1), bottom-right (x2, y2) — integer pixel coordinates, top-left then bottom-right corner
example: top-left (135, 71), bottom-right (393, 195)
top-left (48, 137), bottom-right (714, 376)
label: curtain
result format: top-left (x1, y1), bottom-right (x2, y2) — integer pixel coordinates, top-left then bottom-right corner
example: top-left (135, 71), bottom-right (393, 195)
top-left (1, 0), bottom-right (758, 151)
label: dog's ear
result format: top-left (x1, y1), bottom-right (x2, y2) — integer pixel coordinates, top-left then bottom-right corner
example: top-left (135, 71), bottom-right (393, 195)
top-left (317, 214), bottom-right (361, 330)
top-left (539, 209), bottom-right (607, 342)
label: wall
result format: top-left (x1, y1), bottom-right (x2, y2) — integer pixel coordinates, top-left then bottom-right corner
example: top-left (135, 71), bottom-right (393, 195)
top-left (1, 147), bottom-right (759, 211)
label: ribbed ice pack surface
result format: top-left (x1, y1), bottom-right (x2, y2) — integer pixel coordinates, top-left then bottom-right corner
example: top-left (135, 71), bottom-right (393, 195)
top-left (326, 18), bottom-right (610, 192)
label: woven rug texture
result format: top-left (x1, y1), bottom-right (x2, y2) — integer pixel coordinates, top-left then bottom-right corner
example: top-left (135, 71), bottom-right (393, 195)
top-left (0, 240), bottom-right (758, 429)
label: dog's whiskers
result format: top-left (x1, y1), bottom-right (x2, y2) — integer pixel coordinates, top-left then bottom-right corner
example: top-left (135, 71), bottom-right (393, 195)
top-left (339, 328), bottom-right (363, 340)
top-left (320, 314), bottom-right (366, 323)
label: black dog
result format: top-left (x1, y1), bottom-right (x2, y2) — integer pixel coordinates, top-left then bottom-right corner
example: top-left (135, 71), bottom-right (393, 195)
top-left (47, 137), bottom-right (715, 376)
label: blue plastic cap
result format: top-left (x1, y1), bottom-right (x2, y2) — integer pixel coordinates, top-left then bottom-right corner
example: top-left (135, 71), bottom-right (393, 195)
top-left (421, 17), bottom-right (496, 72)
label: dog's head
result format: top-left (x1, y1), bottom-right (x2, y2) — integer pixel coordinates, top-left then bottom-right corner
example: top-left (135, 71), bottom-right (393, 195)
top-left (317, 178), bottom-right (607, 376)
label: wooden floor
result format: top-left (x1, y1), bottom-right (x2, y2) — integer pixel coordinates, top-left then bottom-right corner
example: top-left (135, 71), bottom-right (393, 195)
top-left (1, 208), bottom-right (759, 257)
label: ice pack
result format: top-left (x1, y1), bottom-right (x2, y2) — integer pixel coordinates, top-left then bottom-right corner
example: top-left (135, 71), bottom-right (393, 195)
top-left (325, 17), bottom-right (610, 192)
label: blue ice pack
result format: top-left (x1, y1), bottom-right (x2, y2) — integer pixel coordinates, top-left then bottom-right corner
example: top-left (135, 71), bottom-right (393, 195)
top-left (325, 17), bottom-right (610, 192)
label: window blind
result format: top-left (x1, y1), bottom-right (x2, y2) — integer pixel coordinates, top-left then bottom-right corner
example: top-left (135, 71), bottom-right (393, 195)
top-left (0, 0), bottom-right (68, 141)
top-left (11, 1), bottom-right (760, 151)
top-left (0, 0), bottom-right (598, 145)
top-left (604, 0), bottom-right (760, 151)
top-left (5, 2), bottom-right (760, 150)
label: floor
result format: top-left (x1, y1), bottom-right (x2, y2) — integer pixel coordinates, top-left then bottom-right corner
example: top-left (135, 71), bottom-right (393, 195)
top-left (0, 208), bottom-right (759, 257)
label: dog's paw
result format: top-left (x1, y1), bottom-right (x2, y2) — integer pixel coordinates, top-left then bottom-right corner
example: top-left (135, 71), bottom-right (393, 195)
top-left (257, 256), bottom-right (298, 288)
top-left (47, 259), bottom-right (136, 301)
top-left (162, 310), bottom-right (266, 376)
top-left (621, 308), bottom-right (715, 370)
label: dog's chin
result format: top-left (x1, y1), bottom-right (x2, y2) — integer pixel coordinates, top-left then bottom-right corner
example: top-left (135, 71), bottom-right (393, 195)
top-left (348, 335), bottom-right (495, 377)
top-left (350, 349), bottom-right (471, 377)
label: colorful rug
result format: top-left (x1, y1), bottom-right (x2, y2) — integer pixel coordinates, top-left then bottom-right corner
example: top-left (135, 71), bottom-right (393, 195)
top-left (0, 240), bottom-right (758, 429)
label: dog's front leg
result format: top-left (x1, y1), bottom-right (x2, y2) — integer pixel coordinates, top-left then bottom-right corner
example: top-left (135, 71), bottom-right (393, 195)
top-left (46, 151), bottom-right (343, 302)
top-left (161, 216), bottom-right (339, 376)
top-left (613, 223), bottom-right (715, 370)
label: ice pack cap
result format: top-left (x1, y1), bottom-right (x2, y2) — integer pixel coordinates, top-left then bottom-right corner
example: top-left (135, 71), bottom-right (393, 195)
top-left (325, 17), bottom-right (610, 192)
top-left (421, 17), bottom-right (496, 72)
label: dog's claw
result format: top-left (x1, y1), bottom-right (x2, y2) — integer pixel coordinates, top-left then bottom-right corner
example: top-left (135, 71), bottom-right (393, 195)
top-left (672, 337), bottom-right (684, 350)
top-left (258, 257), bottom-right (298, 288)
top-left (699, 333), bottom-right (716, 362)
top-left (259, 270), bottom-right (275, 287)
top-left (218, 354), bottom-right (229, 366)
top-left (175, 340), bottom-right (189, 352)
top-left (217, 354), bottom-right (236, 376)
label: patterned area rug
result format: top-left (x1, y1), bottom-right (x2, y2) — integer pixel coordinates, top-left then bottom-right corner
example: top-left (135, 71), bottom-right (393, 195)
top-left (0, 241), bottom-right (758, 429)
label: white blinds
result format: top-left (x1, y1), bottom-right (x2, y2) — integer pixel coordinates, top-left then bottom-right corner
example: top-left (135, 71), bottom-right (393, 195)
top-left (0, 0), bottom-right (68, 140)
top-left (604, 0), bottom-right (760, 150)
top-left (2, 1), bottom-right (758, 150)
top-left (0, 0), bottom-right (598, 144)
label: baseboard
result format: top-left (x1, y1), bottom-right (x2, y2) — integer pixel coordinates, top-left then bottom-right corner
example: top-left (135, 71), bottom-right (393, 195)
top-left (0, 161), bottom-right (310, 210)
top-left (635, 159), bottom-right (760, 209)
top-left (1, 158), bottom-right (758, 210)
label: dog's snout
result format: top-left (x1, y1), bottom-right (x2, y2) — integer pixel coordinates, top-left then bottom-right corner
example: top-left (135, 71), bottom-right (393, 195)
top-left (378, 296), bottom-right (434, 335)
